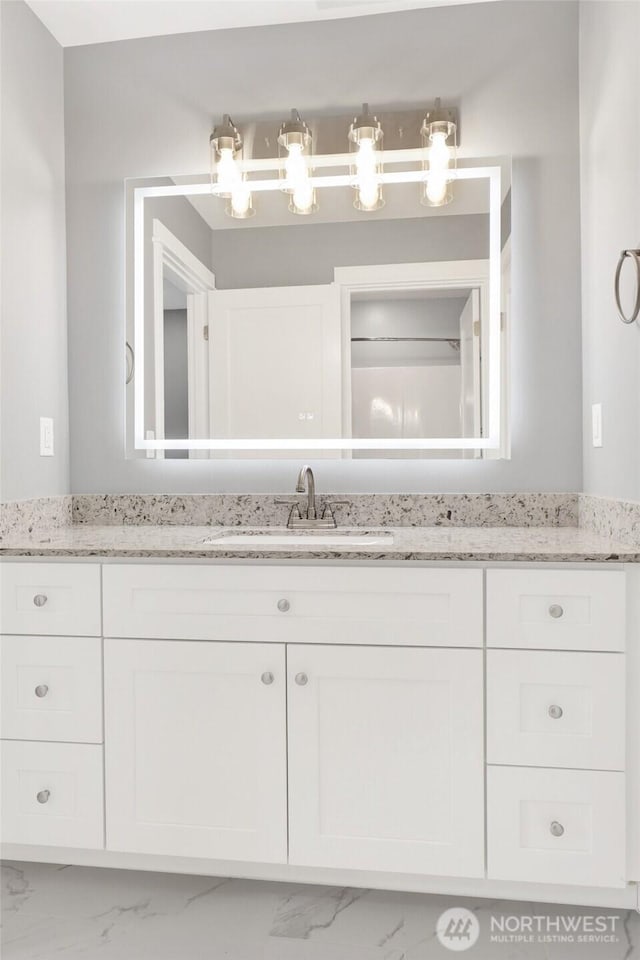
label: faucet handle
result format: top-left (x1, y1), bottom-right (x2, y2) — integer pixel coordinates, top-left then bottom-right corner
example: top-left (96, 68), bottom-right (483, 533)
top-left (275, 500), bottom-right (303, 527)
top-left (320, 500), bottom-right (351, 522)
top-left (324, 500), bottom-right (351, 512)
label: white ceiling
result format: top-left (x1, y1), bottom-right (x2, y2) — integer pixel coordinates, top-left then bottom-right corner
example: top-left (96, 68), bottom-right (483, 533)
top-left (26, 0), bottom-right (497, 48)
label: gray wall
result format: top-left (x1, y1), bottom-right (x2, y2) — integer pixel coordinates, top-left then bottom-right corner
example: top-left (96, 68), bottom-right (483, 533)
top-left (64, 1), bottom-right (582, 493)
top-left (163, 309), bottom-right (188, 458)
top-left (210, 215), bottom-right (488, 289)
top-left (1, 1), bottom-right (69, 501)
top-left (579, 1), bottom-right (640, 501)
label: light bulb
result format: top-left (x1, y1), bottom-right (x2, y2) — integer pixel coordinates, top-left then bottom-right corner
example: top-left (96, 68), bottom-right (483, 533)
top-left (292, 179), bottom-right (314, 214)
top-left (425, 130), bottom-right (452, 206)
top-left (356, 138), bottom-right (376, 173)
top-left (230, 181), bottom-right (251, 217)
top-left (283, 140), bottom-right (316, 213)
top-left (430, 130), bottom-right (452, 167)
top-left (285, 142), bottom-right (306, 184)
top-left (358, 180), bottom-right (380, 211)
top-left (217, 147), bottom-right (240, 195)
top-left (354, 138), bottom-right (382, 211)
top-left (425, 174), bottom-right (448, 205)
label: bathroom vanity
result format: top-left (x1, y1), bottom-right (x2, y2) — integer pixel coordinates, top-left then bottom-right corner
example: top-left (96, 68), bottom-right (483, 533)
top-left (1, 530), bottom-right (639, 910)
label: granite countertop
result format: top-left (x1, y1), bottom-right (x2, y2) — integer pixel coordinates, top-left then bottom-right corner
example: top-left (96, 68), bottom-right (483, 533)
top-left (0, 524), bottom-right (638, 562)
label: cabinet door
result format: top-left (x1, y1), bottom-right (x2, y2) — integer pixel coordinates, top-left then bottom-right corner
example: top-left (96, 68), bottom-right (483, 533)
top-left (105, 639), bottom-right (287, 863)
top-left (288, 645), bottom-right (484, 877)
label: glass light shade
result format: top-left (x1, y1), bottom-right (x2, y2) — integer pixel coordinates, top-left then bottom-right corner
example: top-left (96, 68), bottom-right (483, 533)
top-left (210, 115), bottom-right (244, 199)
top-left (348, 104), bottom-right (385, 212)
top-left (278, 110), bottom-right (318, 215)
top-left (226, 175), bottom-right (256, 219)
top-left (420, 114), bottom-right (457, 208)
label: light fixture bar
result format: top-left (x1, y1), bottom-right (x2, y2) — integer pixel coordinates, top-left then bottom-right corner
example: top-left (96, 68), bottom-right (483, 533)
top-left (142, 163), bottom-right (499, 200)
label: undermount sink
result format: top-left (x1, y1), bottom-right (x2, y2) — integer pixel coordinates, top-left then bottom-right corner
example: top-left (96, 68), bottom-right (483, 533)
top-left (203, 530), bottom-right (394, 547)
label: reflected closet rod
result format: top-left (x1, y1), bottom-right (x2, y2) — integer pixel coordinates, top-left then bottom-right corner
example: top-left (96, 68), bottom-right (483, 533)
top-left (351, 336), bottom-right (460, 344)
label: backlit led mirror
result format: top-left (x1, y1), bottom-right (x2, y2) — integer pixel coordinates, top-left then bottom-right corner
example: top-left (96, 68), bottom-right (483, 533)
top-left (125, 158), bottom-right (510, 459)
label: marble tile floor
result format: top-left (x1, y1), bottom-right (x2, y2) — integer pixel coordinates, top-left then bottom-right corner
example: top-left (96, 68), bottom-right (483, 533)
top-left (2, 861), bottom-right (638, 960)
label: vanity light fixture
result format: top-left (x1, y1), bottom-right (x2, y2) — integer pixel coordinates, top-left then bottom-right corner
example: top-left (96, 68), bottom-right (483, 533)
top-left (278, 109), bottom-right (318, 215)
top-left (210, 114), bottom-right (255, 219)
top-left (348, 103), bottom-right (385, 212)
top-left (207, 103), bottom-right (462, 220)
top-left (420, 99), bottom-right (458, 207)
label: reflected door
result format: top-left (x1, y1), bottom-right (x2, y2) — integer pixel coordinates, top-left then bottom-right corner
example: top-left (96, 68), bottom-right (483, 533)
top-left (459, 288), bottom-right (481, 446)
top-left (208, 285), bottom-right (341, 453)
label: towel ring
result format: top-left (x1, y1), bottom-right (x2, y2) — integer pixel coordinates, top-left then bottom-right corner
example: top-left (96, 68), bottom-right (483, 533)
top-left (125, 341), bottom-right (135, 384)
top-left (614, 248), bottom-right (640, 325)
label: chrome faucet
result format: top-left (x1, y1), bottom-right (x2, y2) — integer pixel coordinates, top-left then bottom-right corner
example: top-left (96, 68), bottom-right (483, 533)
top-left (276, 466), bottom-right (350, 529)
top-left (296, 465), bottom-right (317, 520)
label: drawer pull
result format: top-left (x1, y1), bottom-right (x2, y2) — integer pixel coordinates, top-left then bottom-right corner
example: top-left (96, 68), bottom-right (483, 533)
top-left (36, 789), bottom-right (51, 804)
top-left (34, 684), bottom-right (49, 699)
top-left (277, 599), bottom-right (290, 613)
top-left (295, 672), bottom-right (308, 686)
top-left (548, 704), bottom-right (563, 720)
top-left (549, 820), bottom-right (565, 838)
top-left (548, 604), bottom-right (564, 619)
top-left (261, 671), bottom-right (274, 685)
top-left (33, 594), bottom-right (48, 608)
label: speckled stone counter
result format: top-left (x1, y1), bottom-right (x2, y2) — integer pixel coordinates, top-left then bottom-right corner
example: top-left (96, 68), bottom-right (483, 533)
top-left (0, 524), bottom-right (637, 562)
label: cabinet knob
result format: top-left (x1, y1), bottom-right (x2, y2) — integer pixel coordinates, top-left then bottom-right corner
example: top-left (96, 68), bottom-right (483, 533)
top-left (36, 789), bottom-right (50, 805)
top-left (33, 594), bottom-right (48, 608)
top-left (277, 599), bottom-right (290, 613)
top-left (295, 672), bottom-right (308, 686)
top-left (548, 704), bottom-right (563, 720)
top-left (548, 603), bottom-right (564, 619)
top-left (261, 671), bottom-right (274, 685)
top-left (34, 684), bottom-right (49, 699)
top-left (550, 820), bottom-right (565, 838)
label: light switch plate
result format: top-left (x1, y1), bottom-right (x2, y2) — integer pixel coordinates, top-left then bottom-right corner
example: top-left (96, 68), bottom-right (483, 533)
top-left (592, 403), bottom-right (603, 448)
top-left (39, 417), bottom-right (54, 457)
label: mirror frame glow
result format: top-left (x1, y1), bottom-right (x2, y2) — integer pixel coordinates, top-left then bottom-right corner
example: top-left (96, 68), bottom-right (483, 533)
top-left (130, 156), bottom-right (505, 453)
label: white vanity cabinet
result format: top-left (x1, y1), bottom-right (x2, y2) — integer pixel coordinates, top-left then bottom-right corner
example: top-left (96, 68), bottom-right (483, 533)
top-left (102, 565), bottom-right (485, 874)
top-left (485, 569), bottom-right (628, 889)
top-left (1, 559), bottom-right (636, 908)
top-left (0, 563), bottom-right (104, 850)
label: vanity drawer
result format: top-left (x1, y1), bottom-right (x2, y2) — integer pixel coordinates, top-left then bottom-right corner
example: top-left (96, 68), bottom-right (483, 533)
top-left (0, 563), bottom-right (101, 637)
top-left (0, 740), bottom-right (104, 849)
top-left (1, 635), bottom-right (103, 743)
top-left (487, 650), bottom-right (625, 770)
top-left (487, 766), bottom-right (626, 888)
top-left (486, 569), bottom-right (625, 651)
top-left (102, 564), bottom-right (483, 646)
